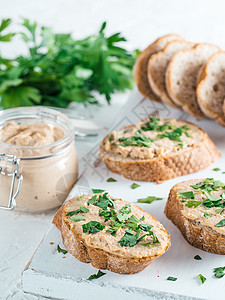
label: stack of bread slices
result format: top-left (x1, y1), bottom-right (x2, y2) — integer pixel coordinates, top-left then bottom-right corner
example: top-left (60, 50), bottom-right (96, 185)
top-left (134, 34), bottom-right (225, 126)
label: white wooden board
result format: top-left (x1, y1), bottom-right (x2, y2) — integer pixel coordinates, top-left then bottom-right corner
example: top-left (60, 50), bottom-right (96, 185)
top-left (22, 90), bottom-right (225, 300)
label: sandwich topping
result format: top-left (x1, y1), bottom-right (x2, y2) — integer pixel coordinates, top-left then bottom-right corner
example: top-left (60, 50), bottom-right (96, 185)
top-left (64, 193), bottom-right (170, 258)
top-left (177, 178), bottom-right (225, 232)
top-left (103, 116), bottom-right (203, 160)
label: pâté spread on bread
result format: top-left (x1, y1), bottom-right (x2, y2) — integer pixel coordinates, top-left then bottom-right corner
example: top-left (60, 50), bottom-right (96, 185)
top-left (53, 193), bottom-right (170, 274)
top-left (165, 178), bottom-right (225, 254)
top-left (0, 107), bottom-right (78, 212)
top-left (99, 116), bottom-right (220, 183)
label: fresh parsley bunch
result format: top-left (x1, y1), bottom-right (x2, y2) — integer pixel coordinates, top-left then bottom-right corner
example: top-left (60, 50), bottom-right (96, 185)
top-left (0, 18), bottom-right (138, 109)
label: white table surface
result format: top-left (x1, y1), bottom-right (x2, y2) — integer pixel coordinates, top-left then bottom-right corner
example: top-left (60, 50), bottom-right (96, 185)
top-left (1, 0), bottom-right (225, 299)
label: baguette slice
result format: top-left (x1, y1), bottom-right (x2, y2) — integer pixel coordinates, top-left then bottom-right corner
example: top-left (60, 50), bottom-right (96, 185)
top-left (134, 34), bottom-right (183, 101)
top-left (166, 43), bottom-right (220, 117)
top-left (165, 178), bottom-right (225, 254)
top-left (197, 51), bottom-right (225, 126)
top-left (99, 116), bottom-right (220, 183)
top-left (148, 40), bottom-right (195, 107)
top-left (53, 194), bottom-right (170, 274)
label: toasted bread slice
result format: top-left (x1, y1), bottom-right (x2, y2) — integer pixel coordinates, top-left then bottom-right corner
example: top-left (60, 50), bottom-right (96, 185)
top-left (53, 193), bottom-right (170, 274)
top-left (197, 51), bottom-right (225, 126)
top-left (166, 43), bottom-right (220, 117)
top-left (165, 178), bottom-right (225, 254)
top-left (99, 116), bottom-right (220, 183)
top-left (148, 40), bottom-right (195, 107)
top-left (134, 34), bottom-right (183, 101)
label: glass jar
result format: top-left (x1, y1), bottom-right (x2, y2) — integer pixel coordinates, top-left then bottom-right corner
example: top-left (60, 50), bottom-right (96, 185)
top-left (0, 107), bottom-right (78, 213)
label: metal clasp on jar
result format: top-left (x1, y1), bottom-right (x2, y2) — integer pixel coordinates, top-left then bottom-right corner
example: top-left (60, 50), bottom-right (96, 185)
top-left (0, 154), bottom-right (23, 210)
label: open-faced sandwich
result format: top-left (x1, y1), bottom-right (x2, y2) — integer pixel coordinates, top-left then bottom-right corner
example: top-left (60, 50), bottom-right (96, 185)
top-left (165, 178), bottom-right (225, 254)
top-left (53, 193), bottom-right (170, 274)
top-left (99, 116), bottom-right (220, 183)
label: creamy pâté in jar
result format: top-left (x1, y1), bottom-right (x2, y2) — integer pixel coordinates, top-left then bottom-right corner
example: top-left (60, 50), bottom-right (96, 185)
top-left (0, 107), bottom-right (78, 213)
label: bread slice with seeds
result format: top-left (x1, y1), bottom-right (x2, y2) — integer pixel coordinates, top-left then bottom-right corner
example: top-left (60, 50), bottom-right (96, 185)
top-left (134, 34), bottom-right (183, 101)
top-left (197, 51), bottom-right (225, 126)
top-left (148, 40), bottom-right (195, 107)
top-left (166, 43), bottom-right (220, 117)
top-left (165, 178), bottom-right (225, 254)
top-left (99, 116), bottom-right (220, 183)
top-left (53, 193), bottom-right (170, 274)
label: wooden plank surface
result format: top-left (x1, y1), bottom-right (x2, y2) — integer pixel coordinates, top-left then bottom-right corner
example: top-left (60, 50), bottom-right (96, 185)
top-left (22, 90), bottom-right (225, 300)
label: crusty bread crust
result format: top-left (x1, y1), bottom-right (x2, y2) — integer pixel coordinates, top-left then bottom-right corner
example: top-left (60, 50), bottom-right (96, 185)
top-left (99, 123), bottom-right (220, 184)
top-left (165, 43), bottom-right (220, 117)
top-left (165, 183), bottom-right (225, 254)
top-left (53, 196), bottom-right (170, 274)
top-left (197, 51), bottom-right (225, 126)
top-left (147, 40), bottom-right (194, 108)
top-left (134, 34), bottom-right (183, 102)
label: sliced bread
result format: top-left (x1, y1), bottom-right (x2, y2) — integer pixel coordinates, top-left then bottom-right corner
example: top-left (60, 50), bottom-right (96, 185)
top-left (165, 178), bottom-right (225, 254)
top-left (53, 193), bottom-right (170, 274)
top-left (166, 43), bottom-right (220, 117)
top-left (197, 51), bottom-right (225, 126)
top-left (99, 116), bottom-right (220, 183)
top-left (148, 40), bottom-right (195, 107)
top-left (134, 34), bottom-right (183, 101)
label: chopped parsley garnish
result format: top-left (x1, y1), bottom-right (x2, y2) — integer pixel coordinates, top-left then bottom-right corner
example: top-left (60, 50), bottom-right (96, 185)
top-left (215, 219), bottom-right (225, 227)
top-left (118, 132), bottom-right (154, 148)
top-left (137, 196), bottom-right (163, 204)
top-left (216, 208), bottom-right (224, 214)
top-left (197, 274), bottom-right (206, 284)
top-left (185, 200), bottom-right (202, 208)
top-left (88, 193), bottom-right (116, 210)
top-left (131, 183), bottom-right (140, 189)
top-left (204, 213), bottom-right (211, 219)
top-left (119, 230), bottom-right (139, 247)
top-left (66, 206), bottom-right (89, 216)
top-left (87, 270), bottom-right (106, 280)
top-left (177, 191), bottom-right (195, 199)
top-left (167, 276), bottom-right (177, 281)
top-left (57, 245), bottom-right (67, 255)
top-left (107, 177), bottom-right (117, 182)
top-left (194, 255), bottom-right (202, 260)
top-left (92, 189), bottom-right (105, 194)
top-left (214, 266), bottom-right (225, 278)
top-left (120, 204), bottom-right (131, 214)
top-left (213, 168), bottom-right (221, 171)
top-left (82, 221), bottom-right (105, 234)
top-left (109, 134), bottom-right (114, 142)
top-left (70, 215), bottom-right (86, 222)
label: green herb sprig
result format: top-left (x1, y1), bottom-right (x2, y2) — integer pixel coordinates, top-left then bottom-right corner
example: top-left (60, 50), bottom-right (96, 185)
top-left (0, 19), bottom-right (138, 108)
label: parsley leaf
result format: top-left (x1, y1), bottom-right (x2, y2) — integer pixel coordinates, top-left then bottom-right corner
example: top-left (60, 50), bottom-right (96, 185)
top-left (177, 191), bottom-right (195, 199)
top-left (167, 277), bottom-right (177, 281)
top-left (215, 219), bottom-right (225, 227)
top-left (70, 215), bottom-right (86, 222)
top-left (185, 200), bottom-right (202, 208)
top-left (197, 274), bottom-right (206, 284)
top-left (137, 196), bottom-right (163, 204)
top-left (194, 255), bottom-right (202, 260)
top-left (204, 213), bottom-right (211, 219)
top-left (92, 189), bottom-right (105, 194)
top-left (119, 230), bottom-right (138, 247)
top-left (107, 177), bottom-right (117, 182)
top-left (87, 270), bottom-right (106, 280)
top-left (66, 206), bottom-right (89, 216)
top-left (213, 168), bottom-right (221, 171)
top-left (214, 266), bottom-right (225, 278)
top-left (57, 245), bottom-right (67, 255)
top-left (82, 221), bottom-right (105, 234)
top-left (131, 183), bottom-right (140, 189)
top-left (88, 193), bottom-right (115, 210)
top-left (120, 204), bottom-right (131, 214)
